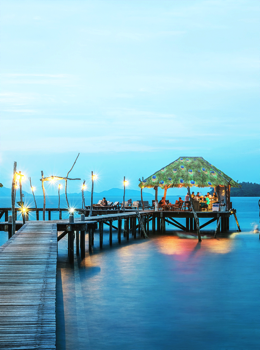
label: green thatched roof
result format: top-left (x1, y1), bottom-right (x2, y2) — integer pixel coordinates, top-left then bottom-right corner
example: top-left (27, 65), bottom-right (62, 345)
top-left (139, 157), bottom-right (241, 189)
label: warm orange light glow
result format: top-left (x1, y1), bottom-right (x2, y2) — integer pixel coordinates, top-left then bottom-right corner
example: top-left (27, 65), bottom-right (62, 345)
top-left (31, 186), bottom-right (36, 192)
top-left (82, 184), bottom-right (87, 190)
top-left (123, 180), bottom-right (128, 186)
top-left (92, 174), bottom-right (97, 180)
top-left (15, 184), bottom-right (19, 189)
top-left (69, 208), bottom-right (75, 214)
top-left (50, 176), bottom-right (57, 183)
top-left (58, 184), bottom-right (62, 189)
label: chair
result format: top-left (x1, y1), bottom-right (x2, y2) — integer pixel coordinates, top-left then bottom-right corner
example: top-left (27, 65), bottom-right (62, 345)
top-left (93, 200), bottom-right (102, 207)
top-left (132, 201), bottom-right (139, 209)
top-left (184, 201), bottom-right (191, 211)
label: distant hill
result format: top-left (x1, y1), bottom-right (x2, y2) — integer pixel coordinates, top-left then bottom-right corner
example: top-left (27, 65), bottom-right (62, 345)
top-left (231, 182), bottom-right (260, 197)
top-left (0, 186), bottom-right (153, 199)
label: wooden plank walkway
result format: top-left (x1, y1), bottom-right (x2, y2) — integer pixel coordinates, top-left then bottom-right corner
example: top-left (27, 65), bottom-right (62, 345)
top-left (0, 222), bottom-right (57, 349)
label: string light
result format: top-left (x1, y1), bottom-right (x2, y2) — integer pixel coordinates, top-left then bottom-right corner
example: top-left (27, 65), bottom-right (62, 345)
top-left (69, 208), bottom-right (75, 214)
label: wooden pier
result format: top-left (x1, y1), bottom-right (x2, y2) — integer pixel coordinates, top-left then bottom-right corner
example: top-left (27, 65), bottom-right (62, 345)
top-left (0, 222), bottom-right (57, 349)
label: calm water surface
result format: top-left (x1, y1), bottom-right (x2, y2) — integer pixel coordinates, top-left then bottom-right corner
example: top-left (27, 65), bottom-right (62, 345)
top-left (0, 197), bottom-right (260, 349)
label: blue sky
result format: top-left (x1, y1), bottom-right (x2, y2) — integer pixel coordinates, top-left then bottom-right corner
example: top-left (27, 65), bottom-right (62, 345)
top-left (0, 0), bottom-right (259, 195)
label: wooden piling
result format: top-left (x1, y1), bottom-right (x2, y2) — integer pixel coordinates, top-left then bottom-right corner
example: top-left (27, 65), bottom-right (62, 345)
top-left (76, 230), bottom-right (79, 256)
top-left (80, 230), bottom-right (85, 258)
top-left (11, 161), bottom-right (17, 237)
top-left (152, 214), bottom-right (155, 234)
top-left (186, 217), bottom-right (189, 231)
top-left (99, 221), bottom-right (103, 249)
top-left (118, 219), bottom-right (122, 243)
top-left (126, 218), bottom-right (129, 240)
top-left (109, 220), bottom-right (113, 246)
top-left (132, 217), bottom-right (136, 239)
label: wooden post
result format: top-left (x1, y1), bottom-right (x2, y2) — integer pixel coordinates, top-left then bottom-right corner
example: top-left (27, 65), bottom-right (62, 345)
top-left (141, 188), bottom-right (144, 210)
top-left (157, 215), bottom-right (160, 233)
top-left (11, 162), bottom-right (17, 237)
top-left (161, 213), bottom-right (165, 234)
top-left (68, 215), bottom-right (74, 263)
top-left (8, 216), bottom-right (12, 239)
top-left (41, 171), bottom-right (46, 221)
top-left (82, 180), bottom-right (86, 209)
top-left (126, 218), bottom-right (129, 241)
top-left (58, 184), bottom-right (61, 220)
top-left (36, 209), bottom-right (39, 221)
top-left (132, 217), bottom-right (136, 239)
top-left (155, 186), bottom-right (158, 202)
top-left (48, 210), bottom-right (51, 221)
top-left (152, 214), bottom-right (155, 234)
top-left (65, 153), bottom-right (80, 208)
top-left (76, 230), bottom-right (79, 255)
top-left (163, 186), bottom-right (168, 199)
top-left (118, 219), bottom-right (122, 243)
top-left (89, 227), bottom-right (93, 253)
top-left (189, 217), bottom-right (193, 231)
top-left (99, 221), bottom-right (103, 249)
top-left (80, 214), bottom-right (85, 258)
top-left (146, 216), bottom-right (149, 235)
top-left (89, 171), bottom-right (94, 217)
top-left (186, 217), bottom-right (189, 232)
top-left (188, 187), bottom-right (201, 242)
top-left (109, 220), bottom-right (112, 246)
top-left (18, 171), bottom-right (25, 225)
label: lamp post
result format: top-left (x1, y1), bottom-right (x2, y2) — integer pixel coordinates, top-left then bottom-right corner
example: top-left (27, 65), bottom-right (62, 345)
top-left (123, 177), bottom-right (128, 212)
top-left (81, 181), bottom-right (86, 210)
top-left (16, 171), bottom-right (25, 224)
top-left (89, 172), bottom-right (95, 217)
top-left (58, 184), bottom-right (62, 220)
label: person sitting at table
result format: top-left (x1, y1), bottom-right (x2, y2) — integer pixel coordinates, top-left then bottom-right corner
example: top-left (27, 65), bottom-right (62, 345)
top-left (195, 192), bottom-right (200, 200)
top-left (159, 196), bottom-right (166, 207)
top-left (207, 192), bottom-right (212, 199)
top-left (100, 197), bottom-right (108, 206)
top-left (191, 192), bottom-right (195, 198)
top-left (200, 196), bottom-right (208, 210)
top-left (205, 194), bottom-right (210, 206)
top-left (212, 192), bottom-right (218, 201)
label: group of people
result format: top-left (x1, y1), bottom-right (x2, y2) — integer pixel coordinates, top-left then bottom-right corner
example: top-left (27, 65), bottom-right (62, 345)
top-left (158, 191), bottom-right (218, 211)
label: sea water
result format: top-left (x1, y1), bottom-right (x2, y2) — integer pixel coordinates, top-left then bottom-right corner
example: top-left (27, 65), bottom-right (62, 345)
top-left (1, 197), bottom-right (260, 349)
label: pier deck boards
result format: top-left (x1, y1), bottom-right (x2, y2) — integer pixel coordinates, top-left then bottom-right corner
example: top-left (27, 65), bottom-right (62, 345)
top-left (0, 222), bottom-right (57, 349)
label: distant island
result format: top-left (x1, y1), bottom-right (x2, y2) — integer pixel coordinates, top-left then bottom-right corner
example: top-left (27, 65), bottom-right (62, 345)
top-left (230, 182), bottom-right (260, 197)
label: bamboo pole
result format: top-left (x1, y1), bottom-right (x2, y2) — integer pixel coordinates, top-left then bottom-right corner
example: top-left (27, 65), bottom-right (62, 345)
top-left (29, 177), bottom-right (37, 209)
top-left (41, 171), bottom-right (46, 221)
top-left (11, 162), bottom-right (17, 236)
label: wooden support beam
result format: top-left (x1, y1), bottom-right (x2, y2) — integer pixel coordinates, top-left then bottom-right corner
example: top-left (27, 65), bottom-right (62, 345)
top-left (89, 227), bottom-right (93, 253)
top-left (167, 217), bottom-right (186, 231)
top-left (118, 219), bottom-right (121, 243)
top-left (190, 217), bottom-right (194, 231)
top-left (36, 209), bottom-right (39, 221)
top-left (164, 218), bottom-right (187, 231)
top-left (48, 210), bottom-right (51, 221)
top-left (68, 231), bottom-right (74, 263)
top-left (146, 216), bottom-right (149, 236)
top-left (58, 231), bottom-right (67, 241)
top-left (199, 217), bottom-right (217, 230)
top-left (161, 213), bottom-right (165, 234)
top-left (157, 215), bottom-right (160, 233)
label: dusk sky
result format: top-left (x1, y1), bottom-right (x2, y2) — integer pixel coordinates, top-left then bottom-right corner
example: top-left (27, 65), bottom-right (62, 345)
top-left (0, 0), bottom-right (259, 195)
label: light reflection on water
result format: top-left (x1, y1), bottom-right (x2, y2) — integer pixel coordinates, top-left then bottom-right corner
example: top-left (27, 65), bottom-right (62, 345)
top-left (57, 230), bottom-right (260, 350)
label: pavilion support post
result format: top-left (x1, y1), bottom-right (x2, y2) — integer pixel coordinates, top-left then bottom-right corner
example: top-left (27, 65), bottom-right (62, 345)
top-left (99, 221), bottom-right (103, 249)
top-left (11, 161), bottom-right (17, 237)
top-left (188, 187), bottom-right (201, 242)
top-left (155, 186), bottom-right (158, 202)
top-left (141, 188), bottom-right (144, 210)
top-left (118, 219), bottom-right (122, 243)
top-left (163, 186), bottom-right (168, 199)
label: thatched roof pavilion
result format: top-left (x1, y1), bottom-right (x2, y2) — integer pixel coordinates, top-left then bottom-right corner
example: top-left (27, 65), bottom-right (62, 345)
top-left (139, 157), bottom-right (240, 189)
